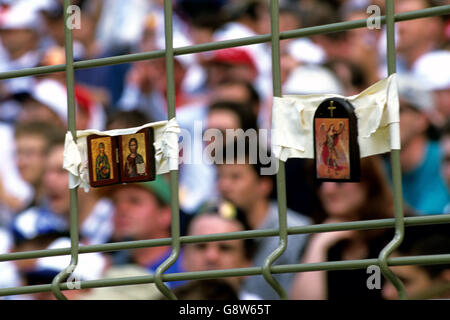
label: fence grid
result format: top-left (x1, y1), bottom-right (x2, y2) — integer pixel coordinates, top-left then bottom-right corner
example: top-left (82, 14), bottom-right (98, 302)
top-left (0, 0), bottom-right (449, 300)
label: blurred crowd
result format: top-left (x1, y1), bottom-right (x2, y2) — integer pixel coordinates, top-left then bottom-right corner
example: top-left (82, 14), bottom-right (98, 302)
top-left (0, 0), bottom-right (449, 300)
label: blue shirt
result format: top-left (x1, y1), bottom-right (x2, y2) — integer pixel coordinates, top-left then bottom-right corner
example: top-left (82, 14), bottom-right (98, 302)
top-left (11, 206), bottom-right (68, 242)
top-left (401, 141), bottom-right (449, 214)
top-left (147, 249), bottom-right (186, 289)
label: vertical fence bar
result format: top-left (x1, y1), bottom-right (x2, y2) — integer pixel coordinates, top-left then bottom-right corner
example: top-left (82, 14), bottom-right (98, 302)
top-left (153, 0), bottom-right (180, 300)
top-left (261, 0), bottom-right (288, 300)
top-left (50, 0), bottom-right (80, 300)
top-left (377, 0), bottom-right (407, 300)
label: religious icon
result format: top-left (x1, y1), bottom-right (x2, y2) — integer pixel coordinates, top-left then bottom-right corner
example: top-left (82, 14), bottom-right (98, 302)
top-left (87, 128), bottom-right (156, 187)
top-left (124, 136), bottom-right (146, 178)
top-left (87, 135), bottom-right (119, 187)
top-left (96, 142), bottom-right (111, 180)
top-left (313, 98), bottom-right (360, 182)
top-left (118, 128), bottom-right (156, 183)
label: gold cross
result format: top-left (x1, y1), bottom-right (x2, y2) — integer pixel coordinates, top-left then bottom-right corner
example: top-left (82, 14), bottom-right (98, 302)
top-left (328, 100), bottom-right (336, 117)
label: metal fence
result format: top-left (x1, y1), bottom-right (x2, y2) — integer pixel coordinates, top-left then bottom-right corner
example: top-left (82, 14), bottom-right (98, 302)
top-left (0, 0), bottom-right (450, 300)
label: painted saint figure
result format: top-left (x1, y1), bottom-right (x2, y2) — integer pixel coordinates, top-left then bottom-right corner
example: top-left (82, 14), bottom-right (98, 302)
top-left (125, 137), bottom-right (145, 177)
top-left (95, 142), bottom-right (111, 180)
top-left (322, 122), bottom-right (345, 173)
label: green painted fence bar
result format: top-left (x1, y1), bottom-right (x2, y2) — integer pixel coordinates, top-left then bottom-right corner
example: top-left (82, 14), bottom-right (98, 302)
top-left (0, 0), bottom-right (449, 300)
top-left (50, 0), bottom-right (81, 300)
top-left (153, 0), bottom-right (180, 301)
top-left (377, 0), bottom-right (407, 300)
top-left (261, 0), bottom-right (288, 300)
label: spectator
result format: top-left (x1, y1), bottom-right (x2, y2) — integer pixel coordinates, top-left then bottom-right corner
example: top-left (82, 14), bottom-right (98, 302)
top-left (78, 264), bottom-right (160, 300)
top-left (308, 2), bottom-right (351, 66)
top-left (342, 4), bottom-right (382, 86)
top-left (178, 99), bottom-right (259, 216)
top-left (216, 139), bottom-right (311, 299)
top-left (394, 74), bottom-right (448, 214)
top-left (324, 59), bottom-right (369, 96)
top-left (182, 200), bottom-right (260, 299)
top-left (279, 2), bottom-right (326, 69)
top-left (382, 224), bottom-right (450, 300)
top-left (206, 100), bottom-right (258, 141)
top-left (38, 1), bottom-right (84, 60)
top-left (395, 0), bottom-right (443, 72)
top-left (0, 120), bottom-right (34, 225)
top-left (11, 135), bottom-right (114, 246)
top-left (14, 121), bottom-right (66, 209)
top-left (214, 0), bottom-right (272, 99)
top-left (107, 175), bottom-right (185, 289)
top-left (413, 50), bottom-right (450, 130)
top-left (290, 156), bottom-right (397, 300)
top-left (37, 45), bottom-right (107, 131)
top-left (19, 236), bottom-right (106, 300)
top-left (212, 80), bottom-right (261, 120)
top-left (17, 78), bottom-right (68, 128)
top-left (10, 135), bottom-right (67, 241)
top-left (105, 110), bottom-right (151, 131)
top-left (202, 48), bottom-right (259, 93)
top-left (0, 2), bottom-right (41, 95)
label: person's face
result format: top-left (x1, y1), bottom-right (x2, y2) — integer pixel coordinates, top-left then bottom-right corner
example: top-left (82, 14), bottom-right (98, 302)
top-left (318, 182), bottom-right (367, 220)
top-left (183, 215), bottom-right (249, 288)
top-left (206, 109), bottom-right (241, 137)
top-left (0, 28), bottom-right (36, 56)
top-left (217, 164), bottom-right (262, 211)
top-left (112, 186), bottom-right (168, 240)
top-left (434, 88), bottom-right (450, 118)
top-left (129, 140), bottom-right (137, 154)
top-left (346, 11), bottom-right (379, 47)
top-left (42, 16), bottom-right (65, 46)
top-left (382, 263), bottom-right (434, 300)
top-left (214, 84), bottom-right (250, 107)
top-left (19, 99), bottom-right (64, 127)
top-left (227, 64), bottom-right (257, 84)
top-left (99, 145), bottom-right (105, 155)
top-left (396, 0), bottom-right (439, 54)
top-left (206, 63), bottom-right (229, 88)
top-left (441, 135), bottom-right (450, 188)
top-left (43, 145), bottom-right (70, 215)
top-left (205, 109), bottom-right (241, 157)
top-left (399, 101), bottom-right (428, 147)
top-left (15, 135), bottom-right (47, 185)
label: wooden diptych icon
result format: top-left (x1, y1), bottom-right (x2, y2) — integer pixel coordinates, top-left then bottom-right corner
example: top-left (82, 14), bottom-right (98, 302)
top-left (313, 97), bottom-right (360, 182)
top-left (87, 128), bottom-right (156, 188)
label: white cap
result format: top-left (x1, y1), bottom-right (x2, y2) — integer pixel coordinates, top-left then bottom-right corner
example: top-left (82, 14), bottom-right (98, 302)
top-left (156, 32), bottom-right (195, 70)
top-left (413, 51), bottom-right (450, 91)
top-left (396, 73), bottom-right (434, 113)
top-left (287, 38), bottom-right (326, 65)
top-left (0, 2), bottom-right (40, 30)
top-left (79, 265), bottom-right (161, 300)
top-left (31, 79), bottom-right (68, 122)
top-left (283, 65), bottom-right (344, 95)
top-left (33, 237), bottom-right (106, 281)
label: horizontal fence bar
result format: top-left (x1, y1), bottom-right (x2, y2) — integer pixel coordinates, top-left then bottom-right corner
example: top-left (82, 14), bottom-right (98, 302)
top-left (0, 5), bottom-right (448, 80)
top-left (1, 253), bottom-right (450, 297)
top-left (2, 214), bottom-right (449, 262)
